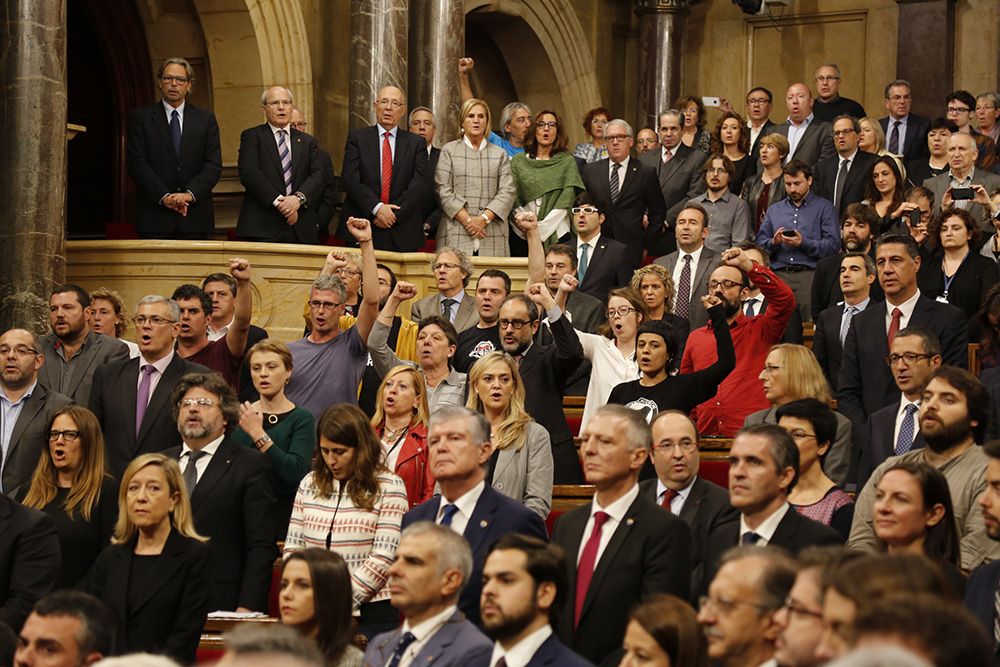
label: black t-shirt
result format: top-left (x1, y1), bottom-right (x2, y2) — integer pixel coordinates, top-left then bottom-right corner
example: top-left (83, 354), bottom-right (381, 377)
top-left (454, 324), bottom-right (501, 373)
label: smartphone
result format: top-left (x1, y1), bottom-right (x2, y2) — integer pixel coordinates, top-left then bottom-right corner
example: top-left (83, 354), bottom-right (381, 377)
top-left (701, 96), bottom-right (721, 108)
top-left (952, 187), bottom-right (975, 200)
top-left (908, 208), bottom-right (922, 226)
top-left (781, 229), bottom-right (797, 237)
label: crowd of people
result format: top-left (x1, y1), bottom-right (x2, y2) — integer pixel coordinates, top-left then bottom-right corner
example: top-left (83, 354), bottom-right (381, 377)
top-left (8, 55), bottom-right (1000, 667)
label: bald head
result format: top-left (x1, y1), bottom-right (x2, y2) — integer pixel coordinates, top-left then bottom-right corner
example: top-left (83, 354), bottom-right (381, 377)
top-left (375, 85), bottom-right (407, 130)
top-left (786, 83), bottom-right (814, 124)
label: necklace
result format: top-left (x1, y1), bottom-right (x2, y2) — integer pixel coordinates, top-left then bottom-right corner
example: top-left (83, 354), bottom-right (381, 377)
top-left (383, 424), bottom-right (408, 440)
top-left (267, 413), bottom-right (279, 425)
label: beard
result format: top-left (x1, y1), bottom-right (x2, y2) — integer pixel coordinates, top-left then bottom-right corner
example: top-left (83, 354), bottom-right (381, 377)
top-left (921, 415), bottom-right (974, 452)
top-left (482, 603), bottom-right (537, 643)
top-left (180, 420), bottom-right (212, 441)
top-left (844, 236), bottom-right (869, 252)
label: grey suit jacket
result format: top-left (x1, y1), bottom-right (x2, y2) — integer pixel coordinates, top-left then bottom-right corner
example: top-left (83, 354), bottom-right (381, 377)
top-left (743, 406), bottom-right (852, 487)
top-left (772, 120), bottom-right (836, 168)
top-left (2, 383), bottom-right (72, 493)
top-left (37, 331), bottom-right (130, 406)
top-left (490, 422), bottom-right (553, 519)
top-left (564, 290), bottom-right (605, 333)
top-left (362, 610), bottom-right (491, 667)
top-left (654, 246), bottom-right (721, 329)
top-left (410, 292), bottom-right (478, 333)
top-left (924, 170), bottom-right (1000, 233)
top-left (639, 145), bottom-right (707, 222)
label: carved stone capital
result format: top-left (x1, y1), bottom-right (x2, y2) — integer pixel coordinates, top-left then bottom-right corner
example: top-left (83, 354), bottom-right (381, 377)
top-left (633, 0), bottom-right (692, 15)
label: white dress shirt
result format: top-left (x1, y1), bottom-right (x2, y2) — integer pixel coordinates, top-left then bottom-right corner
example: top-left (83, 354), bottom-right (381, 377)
top-left (892, 399), bottom-right (921, 449)
top-left (207, 318), bottom-right (233, 342)
top-left (437, 480), bottom-right (486, 536)
top-left (488, 625), bottom-right (553, 667)
top-left (785, 114), bottom-right (814, 162)
top-left (137, 350), bottom-right (175, 404)
top-left (671, 245), bottom-right (704, 310)
top-left (393, 604), bottom-right (457, 667)
top-left (180, 435), bottom-right (224, 486)
top-left (739, 502), bottom-right (791, 546)
top-left (578, 232), bottom-right (602, 268)
top-left (577, 483), bottom-right (640, 565)
top-left (884, 289), bottom-right (921, 334)
top-left (655, 477), bottom-right (695, 515)
top-left (162, 99), bottom-right (185, 131)
top-left (373, 124), bottom-right (399, 215)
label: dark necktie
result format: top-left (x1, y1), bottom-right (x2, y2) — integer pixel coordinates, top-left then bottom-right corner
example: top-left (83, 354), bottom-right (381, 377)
top-left (278, 129), bottom-right (293, 195)
top-left (834, 158), bottom-right (850, 210)
top-left (575, 511), bottom-right (610, 626)
top-left (660, 489), bottom-right (679, 512)
top-left (381, 131), bottom-right (393, 204)
top-left (610, 163), bottom-right (621, 204)
top-left (170, 109), bottom-right (181, 155)
top-left (182, 450), bottom-right (207, 494)
top-left (741, 532), bottom-right (762, 545)
top-left (578, 243), bottom-right (590, 282)
top-left (839, 305), bottom-right (857, 347)
top-left (888, 120), bottom-right (901, 154)
top-left (441, 298), bottom-right (457, 321)
top-left (386, 631), bottom-right (417, 667)
top-left (888, 307), bottom-right (903, 351)
top-left (744, 299), bottom-right (757, 317)
top-left (675, 254), bottom-right (692, 319)
top-left (439, 503), bottom-right (459, 528)
top-left (494, 658), bottom-right (508, 667)
top-left (135, 365), bottom-right (156, 436)
top-left (895, 404), bottom-right (918, 455)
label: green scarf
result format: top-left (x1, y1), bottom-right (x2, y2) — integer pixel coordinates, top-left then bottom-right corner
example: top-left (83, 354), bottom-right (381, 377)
top-left (510, 151), bottom-right (584, 221)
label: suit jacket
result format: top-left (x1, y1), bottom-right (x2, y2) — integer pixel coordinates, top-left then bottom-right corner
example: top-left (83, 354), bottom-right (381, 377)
top-left (0, 496), bottom-right (60, 632)
top-left (813, 151), bottom-right (879, 216)
top-left (654, 246), bottom-right (721, 329)
top-left (639, 476), bottom-right (738, 601)
top-left (813, 303), bottom-right (846, 389)
top-left (363, 609), bottom-right (492, 667)
top-left (772, 120), bottom-right (836, 168)
top-left (424, 146), bottom-right (443, 235)
top-left (564, 290), bottom-right (606, 333)
top-left (638, 145), bottom-right (708, 224)
top-left (552, 491), bottom-right (692, 665)
top-left (165, 438), bottom-right (278, 612)
top-left (2, 383), bottom-right (72, 493)
top-left (810, 249), bottom-right (883, 321)
top-left (749, 120), bottom-right (779, 164)
top-left (756, 296), bottom-right (804, 345)
top-left (858, 401), bottom-right (926, 490)
top-left (965, 560), bottom-right (1000, 665)
top-left (880, 114), bottom-right (931, 163)
top-left (238, 324), bottom-right (270, 403)
top-left (924, 170), bottom-right (1000, 234)
top-left (89, 354), bottom-right (211, 479)
top-left (340, 125), bottom-right (428, 252)
top-left (581, 158), bottom-right (667, 268)
top-left (315, 147), bottom-right (338, 237)
top-left (467, 634), bottom-right (595, 667)
top-left (90, 529), bottom-right (213, 664)
top-left (490, 422), bottom-right (553, 519)
top-left (236, 124), bottom-right (325, 243)
top-left (126, 102), bottom-right (222, 237)
top-left (575, 235), bottom-right (633, 302)
top-left (37, 331), bottom-right (130, 406)
top-left (837, 295), bottom-right (967, 460)
top-left (411, 292), bottom-right (479, 333)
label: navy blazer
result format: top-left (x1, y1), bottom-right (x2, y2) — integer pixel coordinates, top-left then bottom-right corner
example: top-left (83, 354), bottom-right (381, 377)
top-left (574, 235), bottom-right (632, 302)
top-left (812, 303), bottom-right (846, 390)
top-left (880, 114), bottom-right (931, 163)
top-left (363, 609), bottom-right (492, 667)
top-left (0, 496), bottom-right (60, 632)
top-left (857, 401), bottom-right (926, 489)
top-left (965, 560), bottom-right (1000, 665)
top-left (403, 485), bottom-right (547, 627)
top-left (468, 633), bottom-right (595, 667)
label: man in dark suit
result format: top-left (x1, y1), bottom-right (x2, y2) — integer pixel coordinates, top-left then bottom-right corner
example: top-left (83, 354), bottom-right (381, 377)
top-left (737, 87), bottom-right (779, 165)
top-left (236, 86), bottom-right (325, 244)
top-left (409, 106), bottom-right (441, 237)
top-left (700, 424), bottom-right (842, 596)
top-left (772, 84), bottom-right (835, 169)
top-left (0, 495), bottom-right (59, 632)
top-left (581, 119), bottom-right (667, 268)
top-left (837, 233), bottom-right (968, 456)
top-left (476, 534), bottom-right (594, 667)
top-left (340, 85), bottom-right (428, 252)
top-left (813, 116), bottom-right (879, 217)
top-left (89, 296), bottom-right (209, 479)
top-left (290, 106), bottom-right (338, 238)
top-left (15, 591), bottom-right (114, 666)
top-left (965, 438), bottom-right (1000, 662)
top-left (640, 411), bottom-right (737, 600)
top-left (164, 372), bottom-right (277, 613)
top-left (809, 203), bottom-right (882, 321)
top-left (37, 285), bottom-right (129, 407)
top-left (880, 79), bottom-right (931, 162)
top-left (568, 193), bottom-right (631, 302)
top-left (813, 252), bottom-right (877, 389)
top-left (638, 110), bottom-right (707, 227)
top-left (201, 272), bottom-right (269, 402)
top-left (126, 57), bottom-right (222, 239)
top-left (365, 522), bottom-right (492, 666)
top-left (0, 329), bottom-right (72, 495)
top-left (402, 406), bottom-right (547, 627)
top-left (654, 203), bottom-right (721, 330)
top-left (498, 292), bottom-right (585, 483)
top-left (552, 405), bottom-right (692, 665)
top-left (857, 327), bottom-right (940, 489)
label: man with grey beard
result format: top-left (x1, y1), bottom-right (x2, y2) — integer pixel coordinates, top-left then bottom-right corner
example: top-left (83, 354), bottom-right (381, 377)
top-left (164, 371), bottom-right (277, 613)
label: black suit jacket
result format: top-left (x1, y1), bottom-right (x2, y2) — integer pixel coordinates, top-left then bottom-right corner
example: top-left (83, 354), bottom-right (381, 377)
top-left (965, 561), bottom-right (1000, 665)
top-left (89, 354), bottom-right (211, 479)
top-left (581, 158), bottom-right (667, 268)
top-left (126, 102), bottom-right (222, 237)
top-left (756, 297), bottom-right (804, 344)
top-left (813, 151), bottom-right (879, 216)
top-left (858, 401), bottom-right (926, 489)
top-left (340, 126), bottom-right (428, 251)
top-left (90, 529), bottom-right (213, 664)
top-left (423, 146), bottom-right (443, 236)
top-left (165, 438), bottom-right (277, 612)
top-left (638, 145), bottom-right (707, 225)
top-left (402, 486), bottom-right (547, 627)
top-left (772, 120), bottom-right (836, 168)
top-left (813, 304), bottom-right (846, 389)
top-left (552, 491), bottom-right (692, 666)
top-left (468, 634), bottom-right (595, 667)
top-left (520, 315), bottom-right (585, 483)
top-left (639, 476), bottom-right (737, 602)
top-left (810, 249), bottom-right (884, 321)
top-left (0, 496), bottom-right (60, 632)
top-left (238, 324), bottom-right (270, 403)
top-left (575, 235), bottom-right (632, 302)
top-left (236, 124), bottom-right (325, 243)
top-left (749, 120), bottom-right (779, 164)
top-left (880, 114), bottom-right (931, 162)
top-left (315, 147), bottom-right (338, 237)
top-left (2, 383), bottom-right (72, 493)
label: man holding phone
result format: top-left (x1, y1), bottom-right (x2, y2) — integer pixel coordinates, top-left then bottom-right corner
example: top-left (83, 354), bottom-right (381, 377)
top-left (924, 133), bottom-right (1000, 234)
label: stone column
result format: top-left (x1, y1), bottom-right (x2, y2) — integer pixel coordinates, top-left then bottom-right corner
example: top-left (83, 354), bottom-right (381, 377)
top-left (0, 0), bottom-right (68, 333)
top-left (634, 0), bottom-right (690, 132)
top-left (409, 0), bottom-right (465, 147)
top-left (349, 0), bottom-right (409, 129)
top-left (896, 0), bottom-right (955, 119)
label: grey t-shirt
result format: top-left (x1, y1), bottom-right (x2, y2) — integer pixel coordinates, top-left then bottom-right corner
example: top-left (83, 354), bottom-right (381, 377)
top-left (286, 327), bottom-right (367, 419)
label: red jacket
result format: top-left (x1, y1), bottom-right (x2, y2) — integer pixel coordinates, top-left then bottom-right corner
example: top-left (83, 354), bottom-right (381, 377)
top-left (680, 263), bottom-right (796, 436)
top-left (379, 423), bottom-right (435, 508)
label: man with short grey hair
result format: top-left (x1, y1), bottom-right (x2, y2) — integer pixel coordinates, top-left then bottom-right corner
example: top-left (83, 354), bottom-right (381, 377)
top-left (923, 132), bottom-right (1000, 229)
top-left (812, 63), bottom-right (866, 122)
top-left (403, 406), bottom-right (546, 627)
top-left (216, 624), bottom-right (323, 667)
top-left (880, 79), bottom-right (931, 162)
top-left (640, 109), bottom-right (707, 232)
top-left (364, 522), bottom-right (491, 666)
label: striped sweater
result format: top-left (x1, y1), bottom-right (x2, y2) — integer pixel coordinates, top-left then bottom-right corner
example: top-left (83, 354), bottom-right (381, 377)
top-left (284, 470), bottom-right (408, 608)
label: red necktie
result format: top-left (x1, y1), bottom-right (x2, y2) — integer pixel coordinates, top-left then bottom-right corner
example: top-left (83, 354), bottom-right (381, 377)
top-left (381, 131), bottom-right (392, 204)
top-left (887, 307), bottom-right (902, 351)
top-left (575, 511), bottom-right (610, 627)
top-left (660, 489), bottom-right (679, 512)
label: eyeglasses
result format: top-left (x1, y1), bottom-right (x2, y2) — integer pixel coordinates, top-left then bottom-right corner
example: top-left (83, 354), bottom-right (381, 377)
top-left (782, 596), bottom-right (824, 620)
top-left (762, 364), bottom-right (782, 375)
top-left (947, 106), bottom-right (971, 114)
top-left (433, 262), bottom-right (461, 271)
top-left (572, 206), bottom-right (600, 215)
top-left (309, 300), bottom-right (343, 311)
top-left (132, 316), bottom-right (176, 327)
top-left (160, 75), bottom-right (190, 84)
top-left (747, 97), bottom-right (771, 105)
top-left (976, 105), bottom-right (997, 111)
top-left (265, 99), bottom-right (293, 108)
top-left (376, 99), bottom-right (404, 109)
top-left (699, 595), bottom-right (770, 615)
top-left (652, 441), bottom-right (698, 453)
top-left (708, 279), bottom-right (745, 290)
top-left (591, 119), bottom-right (607, 126)
top-left (499, 319), bottom-right (532, 330)
top-left (48, 430), bottom-right (81, 442)
top-left (885, 352), bottom-right (934, 366)
top-left (336, 268), bottom-right (361, 277)
top-left (787, 429), bottom-right (817, 441)
top-left (291, 122), bottom-right (308, 130)
top-left (0, 345), bottom-right (38, 357)
top-left (832, 129), bottom-right (856, 137)
top-left (536, 121), bottom-right (558, 129)
top-left (607, 307), bottom-right (637, 319)
top-left (605, 134), bottom-right (629, 143)
top-left (180, 397), bottom-right (216, 408)
top-left (815, 75), bottom-right (840, 82)
top-left (887, 94), bottom-right (912, 102)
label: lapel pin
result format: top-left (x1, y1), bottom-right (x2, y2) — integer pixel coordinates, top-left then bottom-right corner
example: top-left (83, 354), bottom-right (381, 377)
top-left (480, 520), bottom-right (488, 528)
top-left (626, 518), bottom-right (635, 526)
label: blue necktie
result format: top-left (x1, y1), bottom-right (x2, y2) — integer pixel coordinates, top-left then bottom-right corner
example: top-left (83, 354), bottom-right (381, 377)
top-left (741, 532), bottom-right (761, 545)
top-left (895, 404), bottom-right (918, 455)
top-left (839, 305), bottom-right (857, 347)
top-left (386, 631), bottom-right (416, 667)
top-left (439, 503), bottom-right (459, 527)
top-left (170, 109), bottom-right (181, 155)
top-left (578, 243), bottom-right (590, 283)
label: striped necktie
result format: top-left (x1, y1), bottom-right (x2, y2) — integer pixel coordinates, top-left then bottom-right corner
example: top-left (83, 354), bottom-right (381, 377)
top-left (278, 129), bottom-right (293, 195)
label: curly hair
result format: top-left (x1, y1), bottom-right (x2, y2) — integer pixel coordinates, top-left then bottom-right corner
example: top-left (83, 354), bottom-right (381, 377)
top-left (630, 264), bottom-right (677, 316)
top-left (711, 111), bottom-right (750, 155)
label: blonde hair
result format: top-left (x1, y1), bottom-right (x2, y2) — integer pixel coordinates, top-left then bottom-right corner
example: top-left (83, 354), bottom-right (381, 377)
top-left (459, 98), bottom-right (492, 140)
top-left (859, 117), bottom-right (887, 154)
top-left (768, 344), bottom-right (832, 405)
top-left (466, 352), bottom-right (533, 452)
top-left (630, 265), bottom-right (677, 316)
top-left (760, 133), bottom-right (790, 158)
top-left (372, 365), bottom-right (429, 432)
top-left (112, 453), bottom-right (206, 544)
